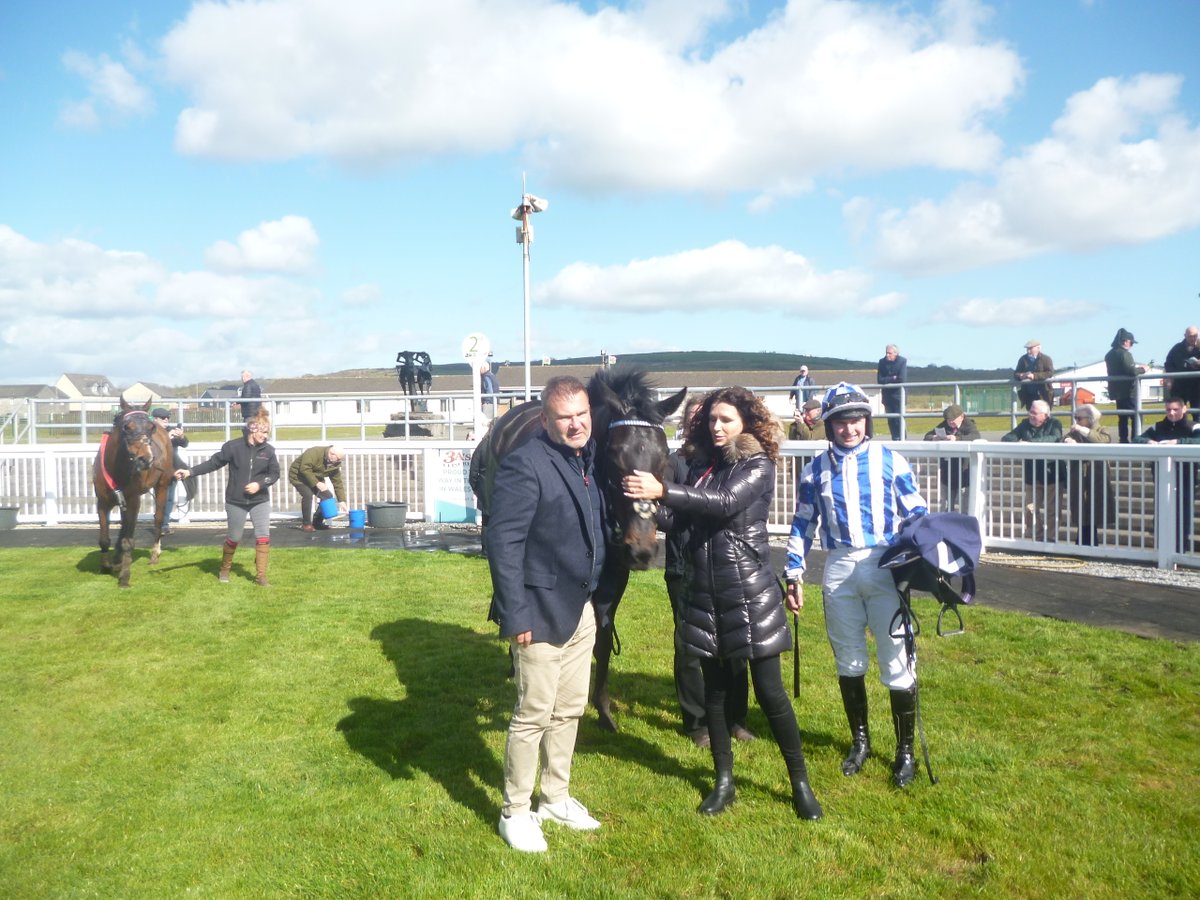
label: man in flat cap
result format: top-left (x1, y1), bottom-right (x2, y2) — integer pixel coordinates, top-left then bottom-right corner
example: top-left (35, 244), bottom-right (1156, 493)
top-left (1014, 340), bottom-right (1054, 411)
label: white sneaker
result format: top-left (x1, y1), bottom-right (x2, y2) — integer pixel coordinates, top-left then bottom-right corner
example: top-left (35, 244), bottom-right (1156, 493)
top-left (535, 797), bottom-right (601, 831)
top-left (498, 813), bottom-right (547, 852)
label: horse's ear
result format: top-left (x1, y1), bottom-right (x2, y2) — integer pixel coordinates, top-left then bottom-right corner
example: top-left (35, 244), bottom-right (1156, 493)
top-left (593, 373), bottom-right (622, 414)
top-left (119, 395), bottom-right (131, 412)
top-left (656, 387), bottom-right (688, 422)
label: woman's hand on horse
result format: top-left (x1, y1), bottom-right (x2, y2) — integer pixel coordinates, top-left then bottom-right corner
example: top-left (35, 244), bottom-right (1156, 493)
top-left (785, 581), bottom-right (804, 612)
top-left (622, 469), bottom-right (663, 501)
top-left (174, 468), bottom-right (190, 480)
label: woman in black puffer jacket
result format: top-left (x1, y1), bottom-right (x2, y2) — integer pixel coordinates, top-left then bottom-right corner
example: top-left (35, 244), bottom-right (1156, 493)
top-left (624, 387), bottom-right (822, 821)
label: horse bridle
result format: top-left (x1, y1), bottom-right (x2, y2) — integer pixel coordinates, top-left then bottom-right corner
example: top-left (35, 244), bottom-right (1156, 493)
top-left (608, 418), bottom-right (664, 521)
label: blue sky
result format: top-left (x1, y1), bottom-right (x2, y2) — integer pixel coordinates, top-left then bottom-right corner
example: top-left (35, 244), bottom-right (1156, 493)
top-left (2, 0), bottom-right (1198, 388)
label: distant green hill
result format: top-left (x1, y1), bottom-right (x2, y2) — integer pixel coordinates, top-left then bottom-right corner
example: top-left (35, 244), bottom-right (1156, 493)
top-left (423, 350), bottom-right (1010, 381)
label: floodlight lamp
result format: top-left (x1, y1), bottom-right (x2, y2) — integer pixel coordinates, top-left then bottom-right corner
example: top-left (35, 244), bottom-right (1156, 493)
top-left (525, 194), bottom-right (549, 213)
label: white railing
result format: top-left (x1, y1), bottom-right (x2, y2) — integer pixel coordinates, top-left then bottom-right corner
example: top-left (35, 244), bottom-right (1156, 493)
top-left (2, 439), bottom-right (1198, 571)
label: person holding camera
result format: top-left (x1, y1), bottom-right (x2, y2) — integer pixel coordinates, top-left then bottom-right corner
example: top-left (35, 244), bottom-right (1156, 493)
top-left (288, 445), bottom-right (347, 531)
top-left (152, 407), bottom-right (195, 530)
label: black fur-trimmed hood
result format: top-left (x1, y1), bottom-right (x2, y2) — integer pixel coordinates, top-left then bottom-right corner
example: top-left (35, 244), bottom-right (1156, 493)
top-left (719, 433), bottom-right (765, 465)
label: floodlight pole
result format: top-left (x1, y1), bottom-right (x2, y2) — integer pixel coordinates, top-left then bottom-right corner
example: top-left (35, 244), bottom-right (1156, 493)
top-left (513, 174), bottom-right (546, 402)
top-left (521, 204), bottom-right (533, 401)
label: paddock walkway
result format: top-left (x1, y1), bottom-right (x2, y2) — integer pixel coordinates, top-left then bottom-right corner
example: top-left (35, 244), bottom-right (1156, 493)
top-left (5, 522), bottom-right (1197, 643)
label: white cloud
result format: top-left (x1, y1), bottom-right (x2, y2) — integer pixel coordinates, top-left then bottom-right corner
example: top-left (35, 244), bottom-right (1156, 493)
top-left (159, 0), bottom-right (1021, 192)
top-left (536, 239), bottom-right (876, 316)
top-left (871, 74), bottom-right (1200, 273)
top-left (932, 296), bottom-right (1101, 327)
top-left (340, 283), bottom-right (383, 307)
top-left (204, 216), bottom-right (319, 274)
top-left (0, 225), bottom-right (324, 383)
top-left (60, 49), bottom-right (152, 127)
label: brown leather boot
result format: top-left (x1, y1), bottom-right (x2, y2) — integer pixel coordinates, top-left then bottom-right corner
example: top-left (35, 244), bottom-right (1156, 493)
top-left (218, 540), bottom-right (237, 583)
top-left (254, 539), bottom-right (271, 587)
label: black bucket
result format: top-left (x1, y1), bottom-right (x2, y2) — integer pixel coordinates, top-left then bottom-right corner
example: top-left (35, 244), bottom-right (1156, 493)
top-left (366, 502), bottom-right (408, 528)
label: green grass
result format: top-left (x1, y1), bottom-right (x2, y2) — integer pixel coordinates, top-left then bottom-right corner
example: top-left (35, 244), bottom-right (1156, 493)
top-left (1, 546), bottom-right (1197, 898)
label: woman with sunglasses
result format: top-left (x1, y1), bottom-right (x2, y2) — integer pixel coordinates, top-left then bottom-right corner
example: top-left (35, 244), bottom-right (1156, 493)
top-left (175, 410), bottom-right (280, 586)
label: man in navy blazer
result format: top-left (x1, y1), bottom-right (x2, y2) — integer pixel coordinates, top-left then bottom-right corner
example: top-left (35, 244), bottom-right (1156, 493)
top-left (487, 375), bottom-right (607, 852)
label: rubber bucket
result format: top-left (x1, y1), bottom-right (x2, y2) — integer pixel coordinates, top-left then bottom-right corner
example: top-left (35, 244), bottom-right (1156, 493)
top-left (319, 497), bottom-right (339, 519)
top-left (367, 501), bottom-right (408, 528)
top-left (348, 509), bottom-right (366, 529)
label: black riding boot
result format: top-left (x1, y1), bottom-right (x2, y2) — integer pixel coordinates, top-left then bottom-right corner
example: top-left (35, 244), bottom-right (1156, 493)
top-left (839, 675), bottom-right (871, 776)
top-left (890, 687), bottom-right (918, 788)
top-left (698, 751), bottom-right (736, 816)
top-left (787, 760), bottom-right (824, 821)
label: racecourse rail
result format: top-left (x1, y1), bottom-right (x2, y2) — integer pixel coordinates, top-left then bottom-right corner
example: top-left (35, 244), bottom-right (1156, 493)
top-left (2, 439), bottom-right (1197, 572)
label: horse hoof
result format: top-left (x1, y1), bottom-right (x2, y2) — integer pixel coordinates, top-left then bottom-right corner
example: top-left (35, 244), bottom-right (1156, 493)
top-left (595, 706), bottom-right (618, 733)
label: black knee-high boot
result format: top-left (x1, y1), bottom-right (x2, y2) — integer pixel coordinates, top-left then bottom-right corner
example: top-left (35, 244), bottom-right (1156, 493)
top-left (698, 751), bottom-right (736, 815)
top-left (839, 675), bottom-right (871, 776)
top-left (890, 687), bottom-right (918, 788)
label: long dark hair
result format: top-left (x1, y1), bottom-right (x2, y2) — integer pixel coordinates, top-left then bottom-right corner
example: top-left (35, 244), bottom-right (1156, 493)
top-left (682, 386), bottom-right (781, 463)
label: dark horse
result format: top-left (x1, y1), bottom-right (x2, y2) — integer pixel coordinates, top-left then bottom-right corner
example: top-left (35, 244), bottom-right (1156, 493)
top-left (472, 368), bottom-right (686, 730)
top-left (92, 397), bottom-right (175, 588)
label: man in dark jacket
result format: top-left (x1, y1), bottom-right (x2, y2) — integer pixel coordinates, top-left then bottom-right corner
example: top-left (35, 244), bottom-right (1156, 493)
top-left (1002, 399), bottom-right (1063, 542)
top-left (1135, 397), bottom-right (1200, 553)
top-left (923, 403), bottom-right (982, 511)
top-left (1104, 328), bottom-right (1145, 443)
top-left (1164, 325), bottom-right (1200, 412)
top-left (238, 370), bottom-right (262, 420)
top-left (876, 344), bottom-right (907, 439)
top-left (1014, 340), bottom-right (1055, 410)
top-left (487, 376), bottom-right (606, 852)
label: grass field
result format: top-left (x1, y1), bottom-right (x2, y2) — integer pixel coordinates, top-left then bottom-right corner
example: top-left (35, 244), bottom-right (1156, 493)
top-left (1, 545), bottom-right (1197, 898)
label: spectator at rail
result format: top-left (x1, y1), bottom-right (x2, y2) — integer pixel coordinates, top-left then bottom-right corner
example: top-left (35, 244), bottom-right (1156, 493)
top-left (1002, 399), bottom-right (1063, 542)
top-left (480, 361), bottom-right (500, 416)
top-left (1164, 325), bottom-right (1200, 413)
top-left (1136, 397), bottom-right (1200, 554)
top-left (1014, 340), bottom-right (1055, 411)
top-left (790, 366), bottom-right (815, 407)
top-left (1063, 404), bottom-right (1113, 546)
top-left (288, 444), bottom-right (348, 532)
top-left (1134, 397), bottom-right (1200, 445)
top-left (923, 403), bottom-right (981, 511)
top-left (876, 344), bottom-right (907, 439)
top-left (238, 370), bottom-right (262, 420)
top-left (1104, 328), bottom-right (1145, 443)
top-left (788, 398), bottom-right (823, 441)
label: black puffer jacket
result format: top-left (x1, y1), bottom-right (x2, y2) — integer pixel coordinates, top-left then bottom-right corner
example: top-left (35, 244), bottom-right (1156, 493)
top-left (659, 434), bottom-right (789, 661)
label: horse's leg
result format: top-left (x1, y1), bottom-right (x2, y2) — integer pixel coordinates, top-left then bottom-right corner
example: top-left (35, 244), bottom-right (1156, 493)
top-left (590, 560), bottom-right (629, 732)
top-left (149, 480), bottom-right (167, 566)
top-left (117, 495), bottom-right (139, 588)
top-left (97, 496), bottom-right (114, 573)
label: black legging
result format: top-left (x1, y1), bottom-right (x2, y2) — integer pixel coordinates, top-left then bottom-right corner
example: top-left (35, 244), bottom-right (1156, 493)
top-left (701, 655), bottom-right (805, 773)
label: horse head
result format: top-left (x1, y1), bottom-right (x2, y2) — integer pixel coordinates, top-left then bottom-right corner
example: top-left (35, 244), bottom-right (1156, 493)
top-left (114, 397), bottom-right (161, 475)
top-left (589, 370), bottom-right (687, 570)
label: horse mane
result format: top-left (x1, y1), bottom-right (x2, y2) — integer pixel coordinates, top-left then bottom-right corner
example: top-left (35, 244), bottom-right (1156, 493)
top-left (587, 368), bottom-right (666, 427)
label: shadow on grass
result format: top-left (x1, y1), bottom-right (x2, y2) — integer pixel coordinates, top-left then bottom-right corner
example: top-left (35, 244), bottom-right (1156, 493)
top-left (338, 618), bottom-right (512, 824)
top-left (75, 547), bottom-right (229, 581)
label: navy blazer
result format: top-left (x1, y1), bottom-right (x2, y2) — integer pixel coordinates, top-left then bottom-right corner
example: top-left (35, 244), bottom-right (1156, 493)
top-left (486, 431), bottom-right (606, 644)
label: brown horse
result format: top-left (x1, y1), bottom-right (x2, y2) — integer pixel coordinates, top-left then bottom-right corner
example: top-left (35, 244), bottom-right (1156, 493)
top-left (92, 397), bottom-right (175, 587)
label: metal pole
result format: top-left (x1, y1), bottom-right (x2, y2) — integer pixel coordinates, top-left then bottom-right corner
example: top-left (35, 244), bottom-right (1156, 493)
top-left (522, 213), bottom-right (532, 401)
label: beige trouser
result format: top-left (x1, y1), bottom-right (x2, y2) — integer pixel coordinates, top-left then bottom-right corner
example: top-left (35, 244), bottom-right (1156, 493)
top-left (502, 600), bottom-right (596, 817)
top-left (1024, 483), bottom-right (1061, 543)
